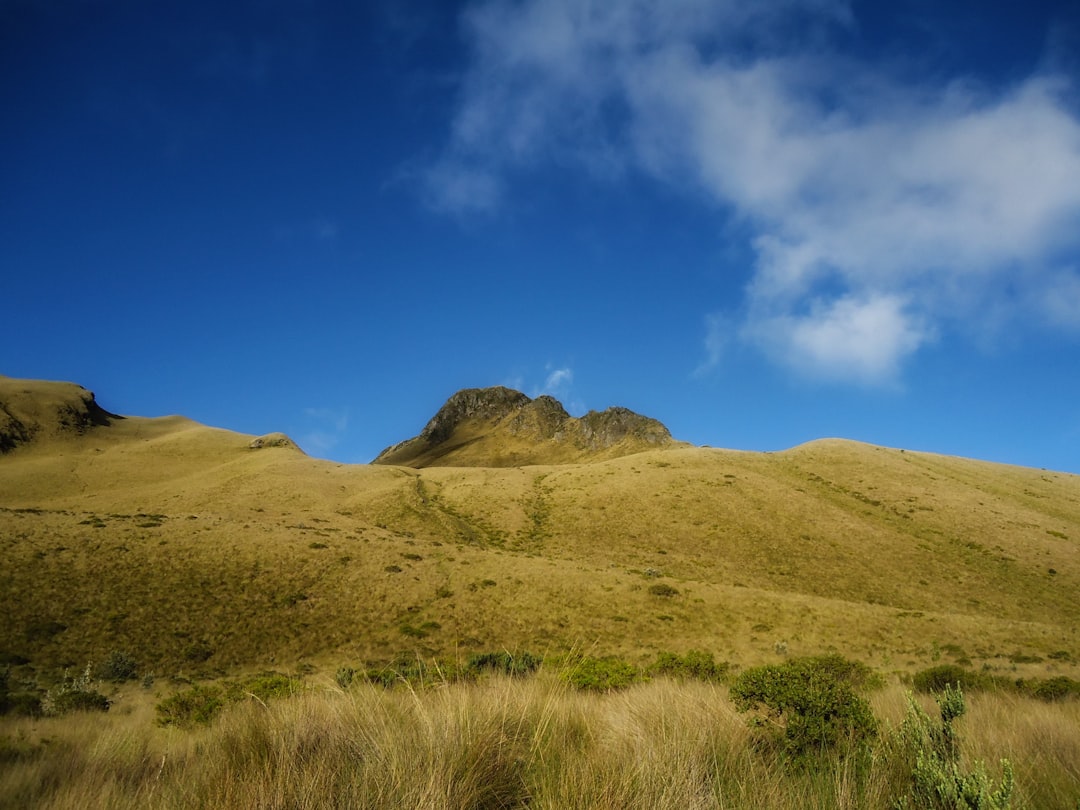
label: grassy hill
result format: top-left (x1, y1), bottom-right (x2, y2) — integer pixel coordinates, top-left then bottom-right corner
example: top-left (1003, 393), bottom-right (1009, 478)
top-left (1, 375), bottom-right (1078, 684)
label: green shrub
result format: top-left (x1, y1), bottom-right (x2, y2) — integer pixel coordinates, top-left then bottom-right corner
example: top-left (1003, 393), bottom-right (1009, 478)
top-left (0, 670), bottom-right (40, 717)
top-left (729, 656), bottom-right (878, 756)
top-left (335, 666), bottom-right (356, 688)
top-left (360, 655), bottom-right (464, 689)
top-left (466, 650), bottom-right (542, 677)
top-left (227, 673), bottom-right (302, 702)
top-left (649, 650), bottom-right (729, 683)
top-left (156, 685), bottom-right (225, 727)
top-left (94, 650), bottom-right (138, 682)
top-left (913, 664), bottom-right (987, 694)
top-left (895, 685), bottom-right (1014, 809)
top-left (1023, 675), bottom-right (1080, 702)
top-left (561, 656), bottom-right (642, 692)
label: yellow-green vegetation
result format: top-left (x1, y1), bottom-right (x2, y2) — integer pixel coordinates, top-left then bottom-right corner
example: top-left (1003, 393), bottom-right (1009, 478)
top-left (2, 374), bottom-right (1080, 806)
top-left (1, 666), bottom-right (1078, 809)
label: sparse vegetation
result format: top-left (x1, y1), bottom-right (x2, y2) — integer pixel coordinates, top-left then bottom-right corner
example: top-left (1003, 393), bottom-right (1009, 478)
top-left (648, 582), bottom-right (680, 598)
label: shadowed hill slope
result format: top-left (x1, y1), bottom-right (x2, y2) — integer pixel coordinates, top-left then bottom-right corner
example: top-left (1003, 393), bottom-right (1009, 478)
top-left (372, 386), bottom-right (676, 467)
top-left (1, 376), bottom-right (1078, 685)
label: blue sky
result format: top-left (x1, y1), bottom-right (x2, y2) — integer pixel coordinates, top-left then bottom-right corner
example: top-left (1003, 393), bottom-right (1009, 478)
top-left (3, 0), bottom-right (1080, 473)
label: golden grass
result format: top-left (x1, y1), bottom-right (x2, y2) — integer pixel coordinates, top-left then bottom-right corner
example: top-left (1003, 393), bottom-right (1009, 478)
top-left (2, 374), bottom-right (1079, 681)
top-left (1, 676), bottom-right (1077, 809)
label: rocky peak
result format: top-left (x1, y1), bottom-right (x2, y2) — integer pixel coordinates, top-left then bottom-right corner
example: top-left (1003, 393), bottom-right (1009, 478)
top-left (419, 386), bottom-right (531, 445)
top-left (374, 385), bottom-right (677, 467)
top-left (578, 406), bottom-right (672, 448)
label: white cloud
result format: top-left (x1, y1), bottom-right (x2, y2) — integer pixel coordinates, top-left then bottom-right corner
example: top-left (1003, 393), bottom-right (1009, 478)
top-left (694, 312), bottom-right (729, 377)
top-left (300, 407), bottom-right (350, 456)
top-left (542, 366), bottom-right (573, 394)
top-left (743, 294), bottom-right (931, 385)
top-left (428, 0), bottom-right (1080, 384)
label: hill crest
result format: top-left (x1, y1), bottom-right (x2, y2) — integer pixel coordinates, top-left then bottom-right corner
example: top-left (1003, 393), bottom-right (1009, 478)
top-left (373, 386), bottom-right (675, 467)
top-left (0, 376), bottom-right (122, 452)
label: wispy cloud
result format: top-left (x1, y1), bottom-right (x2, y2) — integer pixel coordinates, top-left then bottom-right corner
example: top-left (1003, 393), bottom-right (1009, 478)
top-left (299, 407), bottom-right (350, 456)
top-left (425, 0), bottom-right (1080, 384)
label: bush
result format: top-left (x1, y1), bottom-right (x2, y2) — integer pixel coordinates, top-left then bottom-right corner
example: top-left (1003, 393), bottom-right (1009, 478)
top-left (649, 650), bottom-right (729, 683)
top-left (94, 650), bottom-right (138, 682)
top-left (361, 655), bottom-right (462, 689)
top-left (729, 656), bottom-right (878, 756)
top-left (156, 673), bottom-right (303, 727)
top-left (1023, 675), bottom-right (1080, 702)
top-left (156, 685), bottom-right (225, 727)
top-left (561, 656), bottom-right (642, 692)
top-left (226, 673), bottom-right (302, 703)
top-left (913, 664), bottom-right (987, 694)
top-left (466, 650), bottom-right (542, 677)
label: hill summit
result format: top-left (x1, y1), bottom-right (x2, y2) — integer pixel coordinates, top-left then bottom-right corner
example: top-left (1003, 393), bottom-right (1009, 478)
top-left (373, 386), bottom-right (675, 467)
top-left (0, 376), bottom-right (121, 453)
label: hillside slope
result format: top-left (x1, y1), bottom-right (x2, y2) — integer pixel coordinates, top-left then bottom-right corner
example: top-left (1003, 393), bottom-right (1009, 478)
top-left (1, 376), bottom-right (1077, 684)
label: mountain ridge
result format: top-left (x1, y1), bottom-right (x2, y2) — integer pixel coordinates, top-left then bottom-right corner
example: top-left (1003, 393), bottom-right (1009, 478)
top-left (373, 385), bottom-right (677, 467)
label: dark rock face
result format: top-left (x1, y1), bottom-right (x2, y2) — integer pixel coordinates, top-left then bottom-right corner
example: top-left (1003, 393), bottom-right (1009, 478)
top-left (577, 406), bottom-right (671, 449)
top-left (419, 387), bottom-right (531, 445)
top-left (373, 386), bottom-right (674, 467)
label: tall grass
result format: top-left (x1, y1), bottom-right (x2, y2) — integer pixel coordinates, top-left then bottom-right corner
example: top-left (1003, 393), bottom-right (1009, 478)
top-left (2, 674), bottom-right (1078, 809)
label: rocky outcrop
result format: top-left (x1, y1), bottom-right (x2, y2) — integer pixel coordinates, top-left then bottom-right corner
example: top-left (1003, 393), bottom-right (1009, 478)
top-left (419, 387), bottom-right (531, 445)
top-left (373, 386), bottom-right (675, 468)
top-left (248, 432), bottom-right (301, 451)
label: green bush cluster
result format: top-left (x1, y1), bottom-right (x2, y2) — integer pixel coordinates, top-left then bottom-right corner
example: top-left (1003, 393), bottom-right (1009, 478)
top-left (560, 656), bottom-right (641, 692)
top-left (156, 684), bottom-right (225, 728)
top-left (156, 673), bottom-right (303, 727)
top-left (729, 655), bottom-right (878, 756)
top-left (466, 650), bottom-right (542, 677)
top-left (913, 664), bottom-right (1080, 702)
top-left (648, 649), bottom-right (729, 683)
top-left (913, 664), bottom-right (989, 694)
top-left (93, 650), bottom-right (139, 683)
top-left (360, 655), bottom-right (456, 689)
